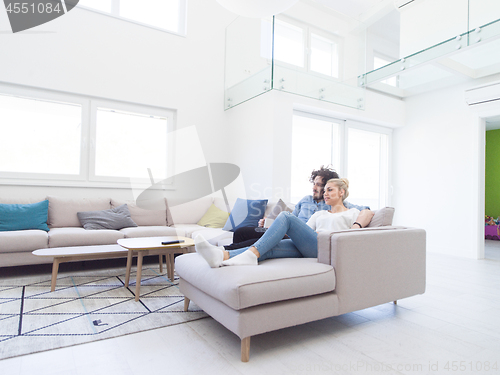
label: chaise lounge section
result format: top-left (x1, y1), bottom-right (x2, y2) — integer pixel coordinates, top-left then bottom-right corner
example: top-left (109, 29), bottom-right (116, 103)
top-left (175, 224), bottom-right (426, 362)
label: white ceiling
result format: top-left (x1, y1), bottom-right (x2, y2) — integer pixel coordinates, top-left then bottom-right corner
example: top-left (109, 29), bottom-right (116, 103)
top-left (314, 0), bottom-right (389, 19)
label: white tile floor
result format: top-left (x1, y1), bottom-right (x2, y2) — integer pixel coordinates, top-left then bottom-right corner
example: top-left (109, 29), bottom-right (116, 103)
top-left (486, 239), bottom-right (500, 261)
top-left (1, 249), bottom-right (500, 375)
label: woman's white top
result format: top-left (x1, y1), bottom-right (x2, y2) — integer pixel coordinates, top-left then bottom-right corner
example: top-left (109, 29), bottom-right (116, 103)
top-left (306, 208), bottom-right (360, 232)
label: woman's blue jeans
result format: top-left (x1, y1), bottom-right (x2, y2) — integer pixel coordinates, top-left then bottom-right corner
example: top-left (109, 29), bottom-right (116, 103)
top-left (227, 211), bottom-right (318, 261)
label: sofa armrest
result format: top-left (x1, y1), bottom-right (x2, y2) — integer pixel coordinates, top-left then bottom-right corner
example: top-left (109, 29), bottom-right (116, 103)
top-left (317, 226), bottom-right (426, 315)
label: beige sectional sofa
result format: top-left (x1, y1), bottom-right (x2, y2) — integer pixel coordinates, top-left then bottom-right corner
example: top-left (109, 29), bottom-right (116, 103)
top-left (175, 220), bottom-right (426, 362)
top-left (0, 195), bottom-right (274, 267)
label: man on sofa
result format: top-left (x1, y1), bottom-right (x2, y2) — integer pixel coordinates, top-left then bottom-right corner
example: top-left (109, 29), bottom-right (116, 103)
top-left (225, 165), bottom-right (368, 250)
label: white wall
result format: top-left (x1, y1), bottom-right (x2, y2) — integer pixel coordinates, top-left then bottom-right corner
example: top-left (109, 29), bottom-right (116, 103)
top-left (226, 88), bottom-right (406, 203)
top-left (399, 0), bottom-right (469, 57)
top-left (0, 1), bottom-right (236, 200)
top-left (392, 76), bottom-right (500, 258)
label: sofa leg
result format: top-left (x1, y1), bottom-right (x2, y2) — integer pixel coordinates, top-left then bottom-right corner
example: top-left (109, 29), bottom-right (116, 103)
top-left (241, 337), bottom-right (251, 362)
top-left (393, 300), bottom-right (397, 305)
top-left (184, 297), bottom-right (190, 312)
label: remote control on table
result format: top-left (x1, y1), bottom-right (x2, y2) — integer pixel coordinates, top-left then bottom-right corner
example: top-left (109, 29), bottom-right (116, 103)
top-left (161, 240), bottom-right (185, 245)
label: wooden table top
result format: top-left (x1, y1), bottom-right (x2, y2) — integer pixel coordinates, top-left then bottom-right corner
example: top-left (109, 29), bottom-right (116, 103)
top-left (117, 236), bottom-right (194, 251)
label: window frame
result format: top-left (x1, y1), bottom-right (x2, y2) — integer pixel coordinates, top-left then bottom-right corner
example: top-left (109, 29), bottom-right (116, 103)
top-left (0, 84), bottom-right (88, 185)
top-left (77, 0), bottom-right (188, 37)
top-left (344, 120), bottom-right (392, 209)
top-left (88, 99), bottom-right (175, 185)
top-left (0, 83), bottom-right (176, 189)
top-left (308, 27), bottom-right (343, 79)
top-left (291, 110), bottom-right (392, 209)
top-left (273, 16), bottom-right (343, 81)
top-left (373, 51), bottom-right (399, 87)
top-left (272, 17), bottom-right (308, 71)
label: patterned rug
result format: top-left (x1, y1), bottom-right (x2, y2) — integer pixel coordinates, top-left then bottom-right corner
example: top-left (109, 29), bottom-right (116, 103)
top-left (0, 266), bottom-right (207, 360)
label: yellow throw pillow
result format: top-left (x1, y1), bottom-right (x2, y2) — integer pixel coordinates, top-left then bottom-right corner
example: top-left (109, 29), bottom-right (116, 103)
top-left (197, 204), bottom-right (230, 228)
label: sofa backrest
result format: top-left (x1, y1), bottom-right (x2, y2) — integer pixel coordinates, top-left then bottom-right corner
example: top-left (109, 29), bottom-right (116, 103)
top-left (213, 197), bottom-right (234, 213)
top-left (47, 196), bottom-right (111, 228)
top-left (0, 197), bottom-right (47, 204)
top-left (167, 196), bottom-right (214, 225)
top-left (111, 198), bottom-right (167, 226)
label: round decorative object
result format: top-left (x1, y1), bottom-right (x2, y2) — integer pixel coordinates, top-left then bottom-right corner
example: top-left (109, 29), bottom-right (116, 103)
top-left (216, 0), bottom-right (300, 18)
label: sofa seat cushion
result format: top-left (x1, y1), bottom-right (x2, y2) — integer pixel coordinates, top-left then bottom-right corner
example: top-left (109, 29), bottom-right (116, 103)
top-left (120, 226), bottom-right (182, 238)
top-left (190, 227), bottom-right (233, 246)
top-left (175, 253), bottom-right (336, 310)
top-left (0, 230), bottom-right (48, 253)
top-left (48, 227), bottom-right (124, 248)
top-left (171, 224), bottom-right (211, 238)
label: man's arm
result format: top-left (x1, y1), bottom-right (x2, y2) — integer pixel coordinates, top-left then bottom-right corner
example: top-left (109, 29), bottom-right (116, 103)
top-left (344, 201), bottom-right (370, 211)
top-left (292, 201), bottom-right (301, 217)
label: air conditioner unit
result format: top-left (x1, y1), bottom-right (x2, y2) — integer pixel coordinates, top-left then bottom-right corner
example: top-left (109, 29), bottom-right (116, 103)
top-left (394, 0), bottom-right (416, 9)
top-left (465, 81), bottom-right (500, 106)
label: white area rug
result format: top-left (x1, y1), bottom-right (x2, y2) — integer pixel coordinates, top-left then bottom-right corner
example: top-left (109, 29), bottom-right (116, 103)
top-left (0, 266), bottom-right (207, 360)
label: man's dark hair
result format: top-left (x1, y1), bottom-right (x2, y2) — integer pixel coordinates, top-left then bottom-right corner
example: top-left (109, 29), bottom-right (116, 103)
top-left (310, 165), bottom-right (339, 185)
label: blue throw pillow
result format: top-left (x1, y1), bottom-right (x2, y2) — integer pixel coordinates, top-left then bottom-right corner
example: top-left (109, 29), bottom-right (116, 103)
top-left (222, 198), bottom-right (268, 232)
top-left (0, 200), bottom-right (50, 232)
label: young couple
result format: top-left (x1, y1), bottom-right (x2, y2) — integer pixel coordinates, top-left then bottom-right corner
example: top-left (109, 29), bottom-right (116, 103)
top-left (195, 166), bottom-right (373, 268)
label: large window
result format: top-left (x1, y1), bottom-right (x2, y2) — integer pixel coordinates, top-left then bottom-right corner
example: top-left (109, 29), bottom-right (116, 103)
top-left (374, 54), bottom-right (398, 87)
top-left (311, 32), bottom-right (339, 78)
top-left (92, 105), bottom-right (171, 181)
top-left (291, 112), bottom-right (390, 209)
top-left (0, 95), bottom-right (82, 177)
top-left (0, 86), bottom-right (174, 188)
top-left (347, 126), bottom-right (390, 209)
top-left (78, 0), bottom-right (187, 36)
top-left (274, 19), bottom-right (305, 68)
top-left (272, 18), bottom-right (341, 79)
top-left (291, 114), bottom-right (341, 200)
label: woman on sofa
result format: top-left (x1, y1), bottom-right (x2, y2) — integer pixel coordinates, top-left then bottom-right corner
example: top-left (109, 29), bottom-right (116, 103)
top-left (195, 178), bottom-right (374, 267)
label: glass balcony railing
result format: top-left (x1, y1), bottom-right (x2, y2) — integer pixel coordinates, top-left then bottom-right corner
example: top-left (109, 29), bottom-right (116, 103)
top-left (224, 0), bottom-right (500, 106)
top-left (362, 0), bottom-right (500, 97)
top-left (224, 1), bottom-right (366, 110)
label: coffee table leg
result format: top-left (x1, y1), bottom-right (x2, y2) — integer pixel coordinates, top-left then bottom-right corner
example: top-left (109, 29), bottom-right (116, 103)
top-left (165, 253), bottom-right (172, 281)
top-left (170, 253), bottom-right (175, 281)
top-left (135, 252), bottom-right (144, 302)
top-left (125, 250), bottom-right (133, 288)
top-left (159, 255), bottom-right (163, 273)
top-left (51, 258), bottom-right (60, 292)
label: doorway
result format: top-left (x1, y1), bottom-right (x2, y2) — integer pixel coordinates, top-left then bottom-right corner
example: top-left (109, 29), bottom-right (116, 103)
top-left (484, 115), bottom-right (500, 260)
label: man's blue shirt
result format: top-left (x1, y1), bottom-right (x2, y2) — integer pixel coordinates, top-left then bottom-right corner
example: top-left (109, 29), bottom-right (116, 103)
top-left (292, 196), bottom-right (370, 223)
top-left (292, 196), bottom-right (330, 223)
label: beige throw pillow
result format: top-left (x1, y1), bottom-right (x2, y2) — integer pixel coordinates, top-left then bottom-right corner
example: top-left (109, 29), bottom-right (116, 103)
top-left (366, 207), bottom-right (395, 227)
top-left (111, 199), bottom-right (167, 226)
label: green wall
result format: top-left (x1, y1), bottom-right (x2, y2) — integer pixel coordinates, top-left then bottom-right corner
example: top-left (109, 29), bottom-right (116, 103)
top-left (485, 129), bottom-right (500, 218)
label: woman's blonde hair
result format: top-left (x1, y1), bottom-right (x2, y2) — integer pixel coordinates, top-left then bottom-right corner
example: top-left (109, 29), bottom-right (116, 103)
top-left (326, 178), bottom-right (349, 201)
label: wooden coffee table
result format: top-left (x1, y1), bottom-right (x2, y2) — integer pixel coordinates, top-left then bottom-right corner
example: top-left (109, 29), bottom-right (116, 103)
top-left (118, 236), bottom-right (194, 301)
top-left (33, 244), bottom-right (130, 292)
